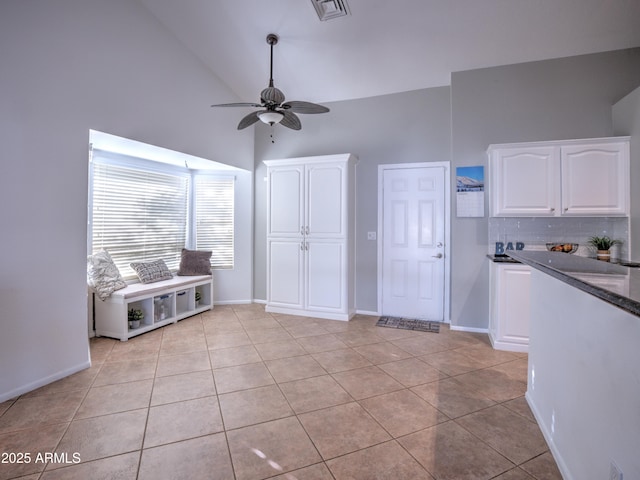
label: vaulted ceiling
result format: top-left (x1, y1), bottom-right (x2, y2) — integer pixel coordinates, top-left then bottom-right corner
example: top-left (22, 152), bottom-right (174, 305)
top-left (138, 0), bottom-right (640, 105)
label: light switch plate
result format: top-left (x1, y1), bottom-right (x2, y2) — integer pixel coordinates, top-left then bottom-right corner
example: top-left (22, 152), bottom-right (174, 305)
top-left (367, 232), bottom-right (377, 241)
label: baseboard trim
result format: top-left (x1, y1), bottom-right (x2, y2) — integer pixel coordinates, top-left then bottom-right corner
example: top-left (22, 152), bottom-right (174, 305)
top-left (214, 299), bottom-right (253, 305)
top-left (0, 360), bottom-right (92, 403)
top-left (355, 309), bottom-right (379, 316)
top-left (525, 391), bottom-right (573, 480)
top-left (449, 325), bottom-right (489, 334)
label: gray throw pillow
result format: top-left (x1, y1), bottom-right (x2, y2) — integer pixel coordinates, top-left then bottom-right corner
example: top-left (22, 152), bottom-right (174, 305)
top-left (87, 250), bottom-right (127, 300)
top-left (130, 259), bottom-right (173, 284)
top-left (177, 248), bottom-right (212, 276)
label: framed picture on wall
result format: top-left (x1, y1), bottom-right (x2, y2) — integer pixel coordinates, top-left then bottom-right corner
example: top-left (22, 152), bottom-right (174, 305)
top-left (456, 166), bottom-right (484, 217)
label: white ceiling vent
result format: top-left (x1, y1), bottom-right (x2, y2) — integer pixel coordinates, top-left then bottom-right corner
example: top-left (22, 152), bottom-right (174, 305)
top-left (311, 0), bottom-right (350, 21)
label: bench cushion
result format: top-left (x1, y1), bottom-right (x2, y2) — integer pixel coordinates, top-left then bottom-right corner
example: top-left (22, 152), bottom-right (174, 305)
top-left (112, 274), bottom-right (212, 300)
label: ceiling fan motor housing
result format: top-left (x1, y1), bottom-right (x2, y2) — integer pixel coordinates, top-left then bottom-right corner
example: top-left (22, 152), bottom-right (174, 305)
top-left (261, 86), bottom-right (285, 106)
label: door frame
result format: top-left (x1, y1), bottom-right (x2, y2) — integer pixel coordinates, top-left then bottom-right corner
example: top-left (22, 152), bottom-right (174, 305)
top-left (377, 162), bottom-right (451, 323)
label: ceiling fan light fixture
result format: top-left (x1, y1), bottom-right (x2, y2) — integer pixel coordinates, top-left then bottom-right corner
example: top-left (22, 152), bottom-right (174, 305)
top-left (258, 111), bottom-right (284, 125)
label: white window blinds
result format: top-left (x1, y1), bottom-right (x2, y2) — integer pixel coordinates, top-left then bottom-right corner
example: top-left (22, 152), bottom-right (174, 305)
top-left (195, 176), bottom-right (234, 269)
top-left (91, 161), bottom-right (189, 279)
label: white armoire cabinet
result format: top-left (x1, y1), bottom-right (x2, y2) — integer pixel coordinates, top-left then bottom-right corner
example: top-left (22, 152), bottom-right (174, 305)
top-left (488, 137), bottom-right (629, 217)
top-left (264, 154), bottom-right (357, 321)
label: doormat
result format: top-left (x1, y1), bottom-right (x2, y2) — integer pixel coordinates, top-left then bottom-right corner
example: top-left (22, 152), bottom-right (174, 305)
top-left (376, 316), bottom-right (440, 333)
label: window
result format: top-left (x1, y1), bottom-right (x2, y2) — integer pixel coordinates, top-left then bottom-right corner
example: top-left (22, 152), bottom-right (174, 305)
top-left (195, 176), bottom-right (234, 269)
top-left (89, 149), bottom-right (234, 280)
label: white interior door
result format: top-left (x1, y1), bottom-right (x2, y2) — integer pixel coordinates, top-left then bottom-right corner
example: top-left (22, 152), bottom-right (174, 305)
top-left (381, 166), bottom-right (446, 320)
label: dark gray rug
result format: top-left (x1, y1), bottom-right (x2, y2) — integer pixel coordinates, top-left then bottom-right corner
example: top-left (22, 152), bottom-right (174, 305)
top-left (376, 316), bottom-right (440, 333)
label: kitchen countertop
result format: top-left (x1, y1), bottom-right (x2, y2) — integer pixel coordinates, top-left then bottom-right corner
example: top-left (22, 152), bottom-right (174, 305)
top-left (486, 254), bottom-right (521, 263)
top-left (507, 250), bottom-right (640, 317)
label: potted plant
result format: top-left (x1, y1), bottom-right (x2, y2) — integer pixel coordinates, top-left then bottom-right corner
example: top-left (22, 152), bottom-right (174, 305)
top-left (587, 236), bottom-right (622, 262)
top-left (128, 308), bottom-right (144, 329)
top-left (195, 291), bottom-right (202, 307)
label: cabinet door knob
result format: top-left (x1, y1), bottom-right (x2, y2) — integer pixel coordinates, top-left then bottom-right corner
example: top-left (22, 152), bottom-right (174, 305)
top-left (305, 226), bottom-right (310, 235)
top-left (300, 242), bottom-right (304, 250)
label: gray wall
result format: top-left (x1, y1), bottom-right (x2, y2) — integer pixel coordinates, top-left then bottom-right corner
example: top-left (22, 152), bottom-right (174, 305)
top-left (613, 86), bottom-right (640, 260)
top-left (450, 48), bottom-right (640, 329)
top-left (0, 0), bottom-right (253, 400)
top-left (253, 87), bottom-right (452, 311)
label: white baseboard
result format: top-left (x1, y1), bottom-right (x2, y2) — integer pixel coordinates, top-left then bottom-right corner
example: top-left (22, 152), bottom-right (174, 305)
top-left (252, 299), bottom-right (267, 305)
top-left (449, 325), bottom-right (489, 334)
top-left (525, 391), bottom-right (573, 480)
top-left (0, 360), bottom-right (92, 403)
top-left (355, 309), bottom-right (379, 316)
top-left (214, 299), bottom-right (253, 305)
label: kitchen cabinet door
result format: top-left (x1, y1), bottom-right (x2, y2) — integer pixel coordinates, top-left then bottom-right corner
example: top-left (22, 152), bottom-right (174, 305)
top-left (489, 262), bottom-right (531, 352)
top-left (561, 141), bottom-right (629, 216)
top-left (490, 146), bottom-right (557, 216)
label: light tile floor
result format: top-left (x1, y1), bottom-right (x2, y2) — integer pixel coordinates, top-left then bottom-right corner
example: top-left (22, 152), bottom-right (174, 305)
top-left (0, 305), bottom-right (562, 480)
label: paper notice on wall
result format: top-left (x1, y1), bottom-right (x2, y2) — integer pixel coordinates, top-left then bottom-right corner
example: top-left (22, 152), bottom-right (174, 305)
top-left (456, 166), bottom-right (484, 217)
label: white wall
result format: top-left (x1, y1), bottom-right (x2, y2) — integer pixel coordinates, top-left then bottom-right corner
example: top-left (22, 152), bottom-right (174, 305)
top-left (450, 48), bottom-right (640, 329)
top-left (527, 270), bottom-right (640, 480)
top-left (252, 88), bottom-right (452, 311)
top-left (613, 86), bottom-right (640, 260)
top-left (0, 0), bottom-right (253, 401)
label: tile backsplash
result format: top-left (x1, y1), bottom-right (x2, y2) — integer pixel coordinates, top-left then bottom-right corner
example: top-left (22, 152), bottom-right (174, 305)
top-left (488, 217), bottom-right (629, 259)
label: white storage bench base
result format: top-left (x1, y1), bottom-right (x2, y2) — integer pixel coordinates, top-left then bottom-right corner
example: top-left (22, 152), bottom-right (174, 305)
top-left (94, 275), bottom-right (213, 341)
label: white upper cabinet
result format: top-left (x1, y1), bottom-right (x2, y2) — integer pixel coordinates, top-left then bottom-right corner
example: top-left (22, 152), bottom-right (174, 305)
top-left (489, 137), bottom-right (629, 217)
top-left (560, 142), bottom-right (629, 215)
top-left (490, 145), bottom-right (557, 216)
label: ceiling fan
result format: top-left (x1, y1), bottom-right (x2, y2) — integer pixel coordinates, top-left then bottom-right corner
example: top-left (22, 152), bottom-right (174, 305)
top-left (211, 33), bottom-right (330, 131)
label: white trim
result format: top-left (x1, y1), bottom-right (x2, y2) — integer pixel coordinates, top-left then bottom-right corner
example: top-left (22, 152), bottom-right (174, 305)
top-left (377, 162), bottom-right (451, 323)
top-left (355, 309), bottom-right (379, 316)
top-left (526, 392), bottom-right (572, 480)
top-left (0, 361), bottom-right (92, 403)
top-left (449, 325), bottom-right (488, 334)
top-left (214, 299), bottom-right (253, 305)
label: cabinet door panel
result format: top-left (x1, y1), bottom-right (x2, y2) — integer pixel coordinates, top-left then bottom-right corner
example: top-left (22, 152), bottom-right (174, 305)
top-left (268, 240), bottom-right (304, 308)
top-left (498, 265), bottom-right (531, 343)
top-left (306, 241), bottom-right (345, 311)
top-left (491, 146), bottom-right (557, 216)
top-left (306, 163), bottom-right (345, 237)
top-left (268, 166), bottom-right (304, 236)
top-left (561, 142), bottom-right (629, 215)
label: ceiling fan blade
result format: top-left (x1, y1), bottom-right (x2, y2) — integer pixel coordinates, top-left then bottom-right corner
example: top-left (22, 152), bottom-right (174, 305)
top-left (237, 111), bottom-right (261, 130)
top-left (281, 101), bottom-right (330, 114)
top-left (280, 111), bottom-right (301, 130)
top-left (211, 102), bottom-right (263, 108)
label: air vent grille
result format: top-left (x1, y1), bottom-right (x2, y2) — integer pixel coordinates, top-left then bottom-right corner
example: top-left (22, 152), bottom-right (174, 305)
top-left (311, 0), bottom-right (350, 21)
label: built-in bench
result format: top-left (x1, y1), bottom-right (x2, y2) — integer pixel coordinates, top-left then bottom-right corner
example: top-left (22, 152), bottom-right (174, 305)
top-left (94, 275), bottom-right (213, 341)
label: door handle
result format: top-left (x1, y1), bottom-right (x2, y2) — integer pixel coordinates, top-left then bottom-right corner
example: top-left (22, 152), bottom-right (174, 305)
top-left (432, 253), bottom-right (443, 259)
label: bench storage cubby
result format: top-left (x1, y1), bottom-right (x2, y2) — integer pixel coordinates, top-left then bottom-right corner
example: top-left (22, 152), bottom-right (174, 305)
top-left (94, 275), bottom-right (213, 341)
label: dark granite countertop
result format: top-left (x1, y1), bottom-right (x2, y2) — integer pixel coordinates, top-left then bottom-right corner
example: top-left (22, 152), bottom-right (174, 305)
top-left (486, 254), bottom-right (521, 263)
top-left (507, 250), bottom-right (640, 317)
